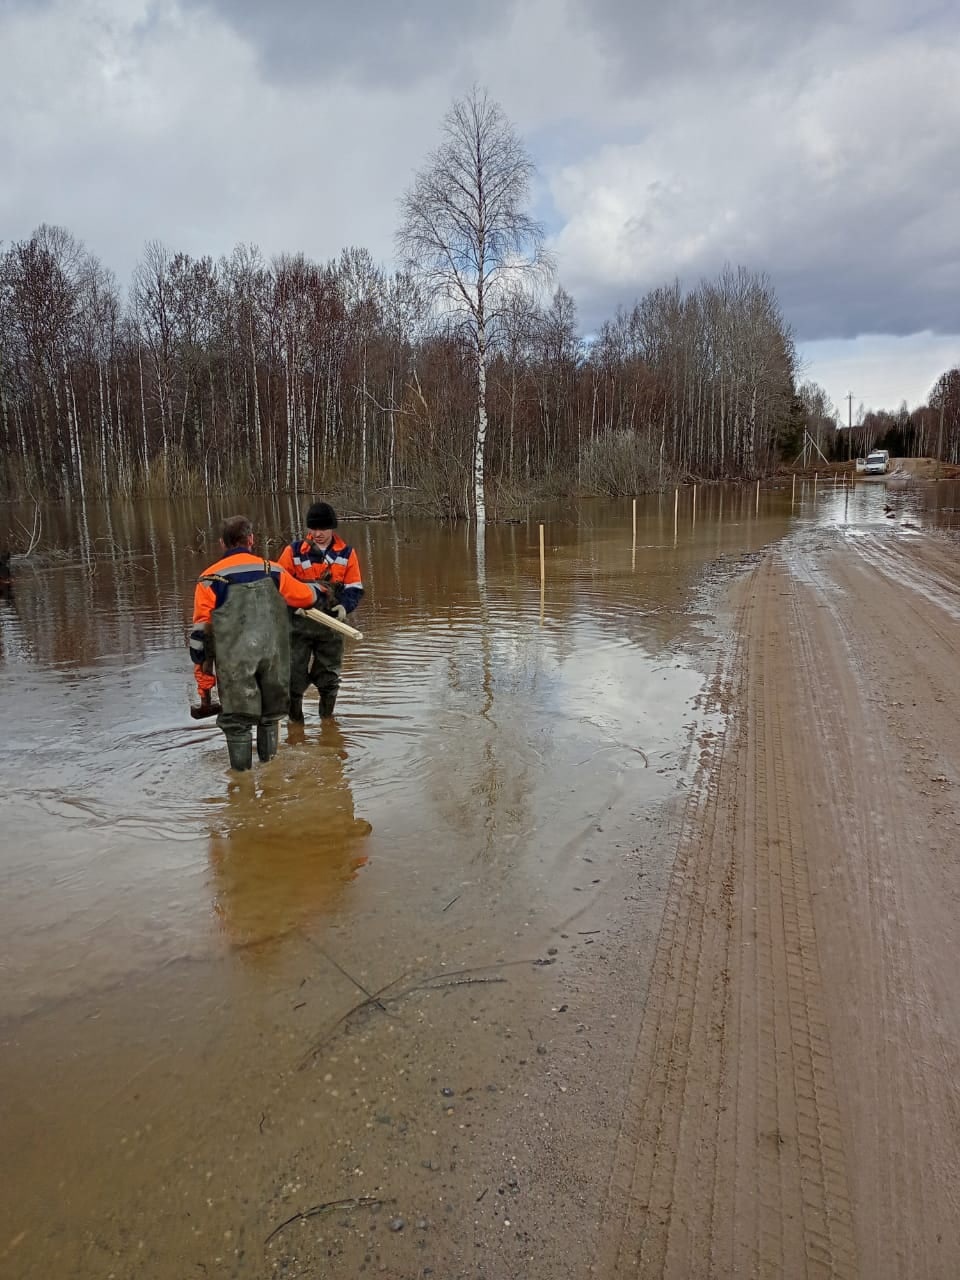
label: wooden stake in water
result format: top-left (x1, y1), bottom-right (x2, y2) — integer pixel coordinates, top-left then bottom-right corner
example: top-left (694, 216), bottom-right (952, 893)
top-left (674, 487), bottom-right (679, 543)
top-left (756, 478), bottom-right (760, 515)
top-left (539, 523), bottom-right (545, 623)
top-left (692, 484), bottom-right (697, 525)
top-left (631, 497), bottom-right (637, 569)
top-left (792, 473), bottom-right (796, 506)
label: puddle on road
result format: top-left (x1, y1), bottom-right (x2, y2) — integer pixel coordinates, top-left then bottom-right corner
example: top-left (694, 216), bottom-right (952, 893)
top-left (0, 480), bottom-right (953, 1275)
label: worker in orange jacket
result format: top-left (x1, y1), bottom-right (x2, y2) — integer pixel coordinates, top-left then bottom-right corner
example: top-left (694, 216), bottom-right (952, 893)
top-left (277, 502), bottom-right (364, 720)
top-left (190, 514), bottom-right (326, 771)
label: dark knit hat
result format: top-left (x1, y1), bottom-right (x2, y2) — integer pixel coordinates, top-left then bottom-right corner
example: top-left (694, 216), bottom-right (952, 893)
top-left (306, 501), bottom-right (338, 530)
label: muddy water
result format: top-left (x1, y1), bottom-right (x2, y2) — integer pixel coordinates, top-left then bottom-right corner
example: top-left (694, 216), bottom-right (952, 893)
top-left (0, 480), bottom-right (951, 1277)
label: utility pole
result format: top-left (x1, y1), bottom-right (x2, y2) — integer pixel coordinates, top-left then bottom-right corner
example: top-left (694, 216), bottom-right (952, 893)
top-left (846, 392), bottom-right (854, 460)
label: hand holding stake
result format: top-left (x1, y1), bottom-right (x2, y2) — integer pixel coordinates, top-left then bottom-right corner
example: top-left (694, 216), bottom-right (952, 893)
top-left (299, 607), bottom-right (363, 640)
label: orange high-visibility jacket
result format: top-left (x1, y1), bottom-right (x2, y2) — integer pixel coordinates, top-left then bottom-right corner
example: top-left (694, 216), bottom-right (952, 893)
top-left (189, 549), bottom-right (322, 677)
top-left (277, 534), bottom-right (364, 614)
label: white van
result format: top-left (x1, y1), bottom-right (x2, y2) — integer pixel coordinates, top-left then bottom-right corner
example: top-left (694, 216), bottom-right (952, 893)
top-left (864, 450), bottom-right (890, 475)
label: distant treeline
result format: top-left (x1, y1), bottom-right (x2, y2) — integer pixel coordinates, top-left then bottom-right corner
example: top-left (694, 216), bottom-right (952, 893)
top-left (3, 223), bottom-right (817, 513)
top-left (796, 366), bottom-right (960, 468)
top-left (849, 374), bottom-right (960, 462)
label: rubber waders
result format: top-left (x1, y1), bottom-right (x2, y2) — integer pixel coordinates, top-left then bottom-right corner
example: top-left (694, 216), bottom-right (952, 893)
top-left (256, 720), bottom-right (279, 762)
top-left (226, 733), bottom-right (253, 772)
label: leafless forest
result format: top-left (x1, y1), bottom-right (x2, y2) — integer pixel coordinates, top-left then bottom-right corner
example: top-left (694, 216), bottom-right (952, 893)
top-left (1, 220), bottom-right (956, 513)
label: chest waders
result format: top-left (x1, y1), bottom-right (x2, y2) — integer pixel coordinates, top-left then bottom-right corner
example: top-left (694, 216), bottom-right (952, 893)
top-left (288, 608), bottom-right (344, 720)
top-left (209, 570), bottom-right (290, 770)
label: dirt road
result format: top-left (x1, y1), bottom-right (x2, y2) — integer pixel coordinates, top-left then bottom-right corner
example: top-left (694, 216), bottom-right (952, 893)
top-left (601, 527), bottom-right (960, 1278)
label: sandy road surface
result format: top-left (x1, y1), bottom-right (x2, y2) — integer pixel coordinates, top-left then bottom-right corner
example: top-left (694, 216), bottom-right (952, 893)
top-left (601, 528), bottom-right (960, 1279)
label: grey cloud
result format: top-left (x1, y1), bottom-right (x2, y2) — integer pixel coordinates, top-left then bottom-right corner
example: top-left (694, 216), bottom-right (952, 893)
top-left (565, 175), bottom-right (960, 338)
top-left (182, 0), bottom-right (516, 85)
top-left (547, 0), bottom-right (960, 342)
top-left (722, 182), bottom-right (958, 341)
top-left (567, 0), bottom-right (845, 84)
top-left (570, 0), bottom-right (956, 82)
top-left (772, 201), bottom-right (960, 341)
top-left (554, 113), bottom-right (960, 342)
top-left (567, 226), bottom-right (960, 345)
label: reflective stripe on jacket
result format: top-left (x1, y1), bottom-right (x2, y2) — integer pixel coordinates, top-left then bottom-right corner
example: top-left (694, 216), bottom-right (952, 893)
top-left (277, 534), bottom-right (364, 614)
top-left (189, 549), bottom-right (321, 664)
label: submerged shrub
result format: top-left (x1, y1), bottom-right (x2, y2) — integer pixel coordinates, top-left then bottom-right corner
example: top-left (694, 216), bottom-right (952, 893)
top-left (580, 430), bottom-right (663, 496)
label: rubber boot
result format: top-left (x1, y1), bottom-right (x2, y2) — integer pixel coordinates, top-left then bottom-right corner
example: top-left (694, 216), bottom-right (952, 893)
top-left (288, 694), bottom-right (304, 723)
top-left (256, 720), bottom-right (279, 763)
top-left (225, 732), bottom-right (253, 772)
top-left (318, 689), bottom-right (338, 718)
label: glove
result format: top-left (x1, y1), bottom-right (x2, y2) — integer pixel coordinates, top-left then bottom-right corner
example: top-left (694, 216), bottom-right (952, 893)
top-left (331, 604), bottom-right (347, 622)
top-left (194, 665), bottom-right (217, 695)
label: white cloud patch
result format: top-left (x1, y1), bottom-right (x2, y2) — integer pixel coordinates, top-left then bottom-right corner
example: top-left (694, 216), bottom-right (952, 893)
top-left (800, 332), bottom-right (960, 418)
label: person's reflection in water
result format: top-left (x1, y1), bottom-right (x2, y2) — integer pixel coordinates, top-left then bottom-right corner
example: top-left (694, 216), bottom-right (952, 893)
top-left (207, 721), bottom-right (371, 952)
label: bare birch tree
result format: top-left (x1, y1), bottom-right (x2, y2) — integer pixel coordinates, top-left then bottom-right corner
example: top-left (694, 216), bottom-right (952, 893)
top-left (396, 86), bottom-right (550, 526)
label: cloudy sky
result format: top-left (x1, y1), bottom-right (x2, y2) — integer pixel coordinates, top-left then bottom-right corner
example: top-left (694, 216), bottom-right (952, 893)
top-left (2, 0), bottom-right (958, 417)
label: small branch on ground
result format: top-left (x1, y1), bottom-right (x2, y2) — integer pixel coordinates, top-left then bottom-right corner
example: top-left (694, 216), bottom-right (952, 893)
top-left (298, 930), bottom-right (388, 1012)
top-left (264, 1197), bottom-right (386, 1246)
top-left (297, 957), bottom-right (541, 1068)
top-left (414, 976), bottom-right (507, 990)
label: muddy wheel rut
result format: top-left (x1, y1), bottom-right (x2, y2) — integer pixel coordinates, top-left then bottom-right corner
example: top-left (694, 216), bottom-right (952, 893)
top-left (600, 533), bottom-right (960, 1279)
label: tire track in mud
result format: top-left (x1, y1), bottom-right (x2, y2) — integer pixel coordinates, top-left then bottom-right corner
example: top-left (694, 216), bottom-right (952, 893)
top-left (600, 531), bottom-right (960, 1279)
top-left (597, 602), bottom-right (742, 1278)
top-left (845, 532), bottom-right (960, 625)
top-left (787, 535), bottom-right (960, 1277)
top-left (745, 567), bottom-right (857, 1279)
top-left (598, 559), bottom-right (857, 1279)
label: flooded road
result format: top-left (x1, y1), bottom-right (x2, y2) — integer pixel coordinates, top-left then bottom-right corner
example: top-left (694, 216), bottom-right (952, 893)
top-left (1, 479), bottom-right (957, 1278)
